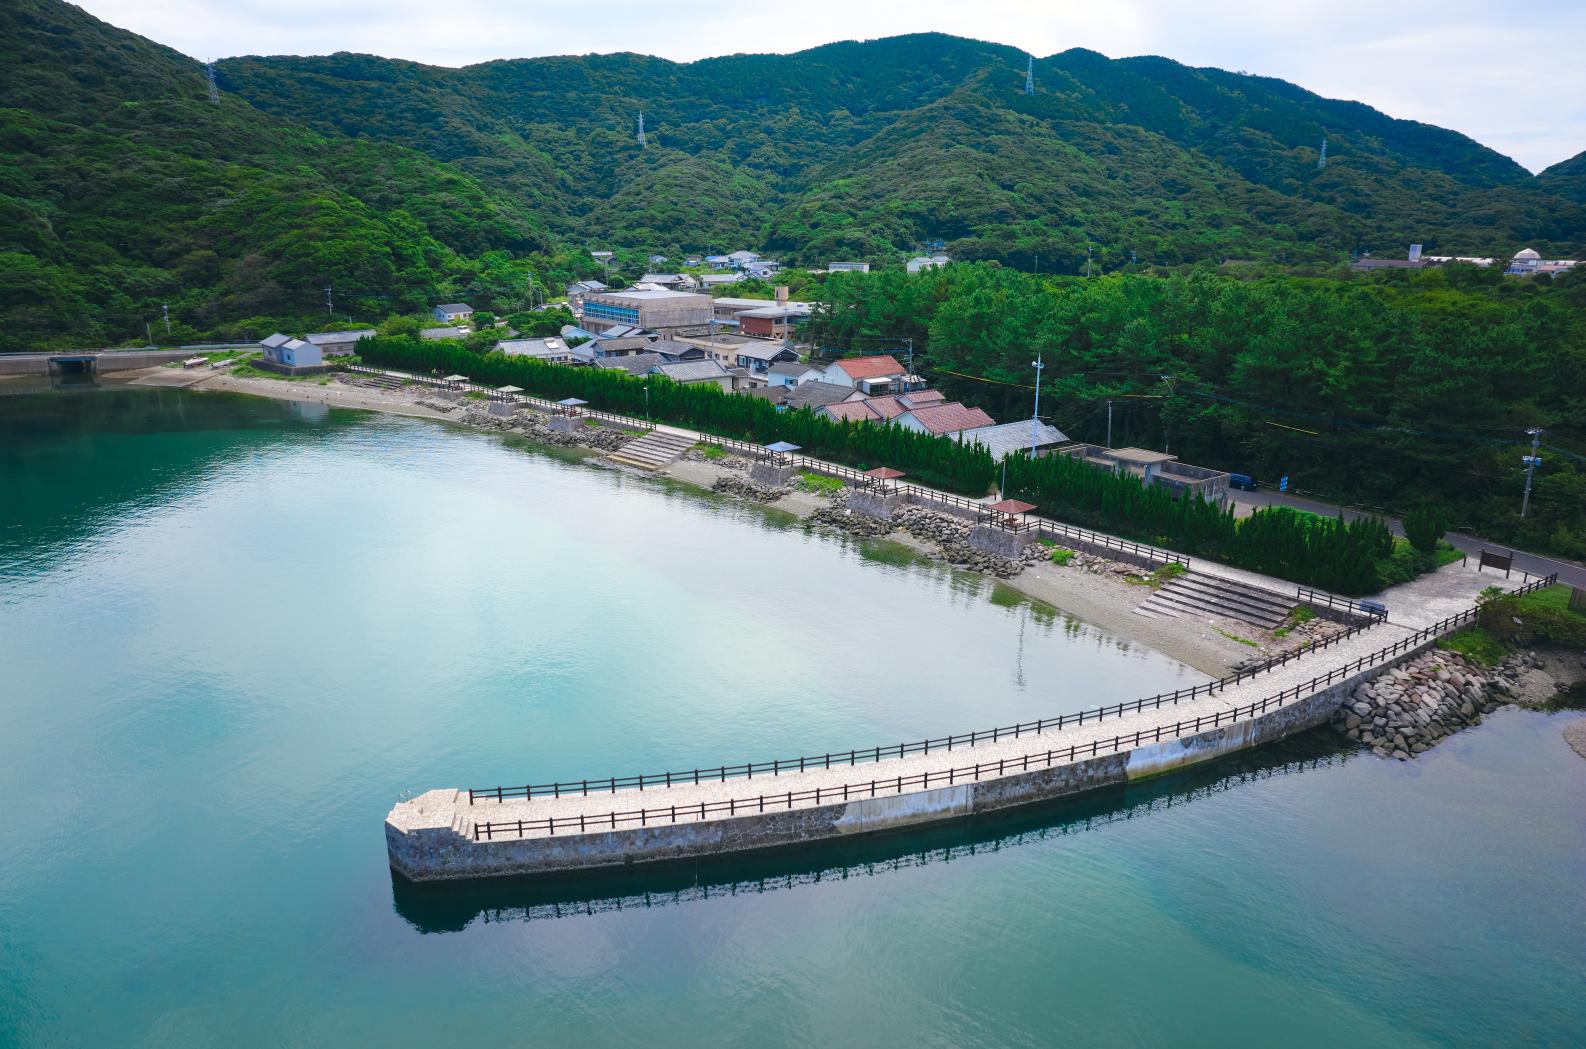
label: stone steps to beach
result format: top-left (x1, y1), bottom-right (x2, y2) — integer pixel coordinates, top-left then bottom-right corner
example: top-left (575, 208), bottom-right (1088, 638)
top-left (347, 373), bottom-right (404, 391)
top-left (606, 429), bottom-right (694, 471)
top-left (1135, 570), bottom-right (1296, 629)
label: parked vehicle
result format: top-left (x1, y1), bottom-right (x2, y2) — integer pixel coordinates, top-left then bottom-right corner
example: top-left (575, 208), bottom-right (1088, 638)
top-left (1228, 472), bottom-right (1257, 491)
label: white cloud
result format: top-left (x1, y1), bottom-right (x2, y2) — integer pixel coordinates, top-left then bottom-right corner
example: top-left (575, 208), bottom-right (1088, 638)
top-left (75, 0), bottom-right (1586, 171)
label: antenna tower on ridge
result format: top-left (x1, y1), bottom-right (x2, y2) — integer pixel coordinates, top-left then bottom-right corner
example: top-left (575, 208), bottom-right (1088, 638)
top-left (1024, 55), bottom-right (1034, 96)
top-left (1317, 135), bottom-right (1327, 170)
top-left (206, 59), bottom-right (220, 104)
top-left (637, 112), bottom-right (647, 148)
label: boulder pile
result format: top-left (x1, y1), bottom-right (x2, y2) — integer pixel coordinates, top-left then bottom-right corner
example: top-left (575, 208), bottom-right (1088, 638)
top-left (809, 505), bottom-right (893, 538)
top-left (682, 449), bottom-right (751, 472)
top-left (459, 405), bottom-right (635, 451)
top-left (1333, 649), bottom-right (1538, 759)
top-left (711, 475), bottom-right (789, 503)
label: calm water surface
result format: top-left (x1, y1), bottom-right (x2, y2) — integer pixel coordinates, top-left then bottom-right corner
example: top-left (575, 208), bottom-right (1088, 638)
top-left (1, 387), bottom-right (1582, 1047)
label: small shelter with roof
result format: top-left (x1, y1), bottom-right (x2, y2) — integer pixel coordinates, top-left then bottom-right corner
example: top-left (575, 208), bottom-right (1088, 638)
top-left (549, 397), bottom-right (589, 434)
top-left (968, 498), bottom-right (1039, 558)
top-left (488, 385), bottom-right (524, 417)
top-left (850, 466), bottom-right (908, 520)
top-left (751, 441), bottom-right (802, 488)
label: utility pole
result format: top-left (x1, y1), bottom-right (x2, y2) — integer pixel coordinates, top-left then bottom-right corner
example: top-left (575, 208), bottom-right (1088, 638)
top-left (901, 337), bottom-right (914, 376)
top-left (1106, 399), bottom-right (1113, 448)
top-left (1085, 246), bottom-right (1093, 278)
top-left (1520, 427), bottom-right (1544, 517)
top-left (1159, 374), bottom-right (1175, 453)
top-left (1029, 351), bottom-right (1045, 458)
top-left (161, 304), bottom-right (171, 335)
top-left (325, 284), bottom-right (334, 315)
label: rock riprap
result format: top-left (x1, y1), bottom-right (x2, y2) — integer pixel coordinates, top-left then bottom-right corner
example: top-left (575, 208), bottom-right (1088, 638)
top-left (1334, 649), bottom-right (1538, 760)
top-left (710, 475), bottom-right (789, 503)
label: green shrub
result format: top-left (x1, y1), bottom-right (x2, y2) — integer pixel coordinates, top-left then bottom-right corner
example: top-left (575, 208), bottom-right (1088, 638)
top-left (1403, 505), bottom-right (1448, 553)
top-left (1049, 547), bottom-right (1075, 566)
top-left (1436, 628), bottom-right (1507, 666)
top-left (798, 472), bottom-right (844, 496)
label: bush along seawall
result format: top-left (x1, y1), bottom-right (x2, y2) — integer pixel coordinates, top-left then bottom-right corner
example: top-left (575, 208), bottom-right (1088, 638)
top-left (356, 336), bottom-right (1448, 595)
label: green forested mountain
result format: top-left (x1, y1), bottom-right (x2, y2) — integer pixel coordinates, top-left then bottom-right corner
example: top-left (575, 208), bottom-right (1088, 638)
top-left (215, 33), bottom-right (1584, 266)
top-left (1, 0), bottom-right (1583, 353)
top-left (0, 0), bottom-right (559, 350)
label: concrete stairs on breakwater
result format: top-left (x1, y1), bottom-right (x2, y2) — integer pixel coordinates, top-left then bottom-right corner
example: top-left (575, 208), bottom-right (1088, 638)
top-left (606, 429), bottom-right (694, 472)
top-left (1134, 570), bottom-right (1296, 629)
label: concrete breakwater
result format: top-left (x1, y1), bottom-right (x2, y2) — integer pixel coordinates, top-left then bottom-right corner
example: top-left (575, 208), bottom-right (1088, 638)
top-left (387, 612), bottom-right (1471, 881)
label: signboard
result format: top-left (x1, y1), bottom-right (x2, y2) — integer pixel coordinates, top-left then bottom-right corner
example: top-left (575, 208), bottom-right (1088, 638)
top-left (1477, 549), bottom-right (1514, 578)
top-left (1279, 475), bottom-right (1289, 493)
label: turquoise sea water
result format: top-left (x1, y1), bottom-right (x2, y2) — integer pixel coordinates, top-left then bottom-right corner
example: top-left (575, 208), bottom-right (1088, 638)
top-left (2, 385), bottom-right (1583, 1047)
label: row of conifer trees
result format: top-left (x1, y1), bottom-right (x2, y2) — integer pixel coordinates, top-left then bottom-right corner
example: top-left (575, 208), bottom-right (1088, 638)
top-left (357, 337), bottom-right (1398, 593)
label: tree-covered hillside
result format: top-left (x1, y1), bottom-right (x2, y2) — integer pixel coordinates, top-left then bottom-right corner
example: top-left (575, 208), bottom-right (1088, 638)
top-left (0, 0), bottom-right (555, 350)
top-left (216, 33), bottom-right (1584, 266)
top-left (1, 0), bottom-right (1583, 353)
top-left (808, 262), bottom-right (1586, 558)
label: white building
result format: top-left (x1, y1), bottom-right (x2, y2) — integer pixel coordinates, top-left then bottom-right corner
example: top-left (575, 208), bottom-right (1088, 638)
top-left (906, 254), bottom-right (951, 274)
top-left (431, 303), bottom-right (474, 323)
top-left (1505, 247), bottom-right (1579, 277)
top-left (827, 262), bottom-right (870, 273)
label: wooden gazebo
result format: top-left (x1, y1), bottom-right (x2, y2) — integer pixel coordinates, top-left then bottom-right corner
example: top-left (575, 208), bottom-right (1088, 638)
top-left (494, 384), bottom-right (524, 402)
top-left (555, 397), bottom-right (588, 417)
top-left (863, 466), bottom-right (906, 495)
top-left (979, 498), bottom-right (1037, 531)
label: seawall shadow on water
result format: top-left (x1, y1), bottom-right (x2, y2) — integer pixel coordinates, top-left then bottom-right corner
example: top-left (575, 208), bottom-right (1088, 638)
top-left (390, 730), bottom-right (1358, 934)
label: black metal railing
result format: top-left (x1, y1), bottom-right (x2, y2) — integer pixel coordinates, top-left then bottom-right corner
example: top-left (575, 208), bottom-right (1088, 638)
top-left (464, 575), bottom-right (1553, 808)
top-left (469, 575), bottom-right (1555, 840)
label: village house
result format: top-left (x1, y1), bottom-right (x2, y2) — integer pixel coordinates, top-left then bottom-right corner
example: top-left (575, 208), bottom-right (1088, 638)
top-left (767, 361), bottom-right (821, 388)
top-left (431, 303), bottom-right (474, 324)
top-left (497, 337), bottom-right (594, 365)
top-left (906, 254), bottom-right (951, 273)
top-left (304, 329), bottom-right (375, 357)
top-left (895, 401), bottom-right (997, 436)
top-left (420, 326), bottom-right (469, 340)
top-left (651, 360), bottom-right (735, 391)
top-left (257, 333), bottom-right (324, 375)
top-left (821, 354), bottom-right (915, 395)
top-left (731, 340), bottom-right (800, 374)
top-left (953, 420), bottom-right (1069, 459)
top-left (827, 261), bottom-right (870, 273)
top-left (596, 352), bottom-right (667, 377)
top-left (637, 273), bottom-right (699, 290)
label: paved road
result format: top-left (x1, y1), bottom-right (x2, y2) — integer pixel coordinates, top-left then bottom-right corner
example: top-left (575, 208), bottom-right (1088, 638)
top-left (1228, 488), bottom-right (1585, 590)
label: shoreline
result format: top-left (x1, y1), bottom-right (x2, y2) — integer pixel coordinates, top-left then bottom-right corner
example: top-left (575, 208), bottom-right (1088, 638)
top-left (148, 367), bottom-right (1278, 675)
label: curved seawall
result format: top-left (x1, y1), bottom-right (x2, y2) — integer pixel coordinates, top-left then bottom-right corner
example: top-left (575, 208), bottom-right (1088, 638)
top-left (387, 579), bottom-right (1554, 883)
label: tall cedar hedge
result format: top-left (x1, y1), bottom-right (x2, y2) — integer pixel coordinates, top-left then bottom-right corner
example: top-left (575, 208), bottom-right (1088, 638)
top-left (360, 336), bottom-right (1396, 594)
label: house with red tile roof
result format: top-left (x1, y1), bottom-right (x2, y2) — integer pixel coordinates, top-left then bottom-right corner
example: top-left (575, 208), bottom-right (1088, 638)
top-left (820, 355), bottom-right (910, 394)
top-left (895, 401), bottom-right (997, 436)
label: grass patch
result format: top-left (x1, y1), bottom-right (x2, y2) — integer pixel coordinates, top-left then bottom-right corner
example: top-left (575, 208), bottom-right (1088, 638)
top-left (463, 390), bottom-right (488, 401)
top-left (694, 443), bottom-right (726, 460)
top-left (798, 472), bottom-right (844, 496)
top-left (1048, 546), bottom-right (1075, 567)
top-left (1435, 627), bottom-right (1508, 667)
top-left (1217, 628), bottom-right (1261, 648)
top-left (1273, 604), bottom-right (1317, 638)
top-left (584, 418), bottom-right (602, 427)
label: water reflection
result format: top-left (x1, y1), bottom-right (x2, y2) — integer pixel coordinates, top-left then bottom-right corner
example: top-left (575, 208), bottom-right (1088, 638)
top-left (391, 731), bottom-right (1353, 933)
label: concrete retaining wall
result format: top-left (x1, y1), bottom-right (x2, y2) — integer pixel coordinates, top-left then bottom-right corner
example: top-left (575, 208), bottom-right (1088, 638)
top-left (0, 349), bottom-right (195, 374)
top-left (388, 641), bottom-right (1438, 882)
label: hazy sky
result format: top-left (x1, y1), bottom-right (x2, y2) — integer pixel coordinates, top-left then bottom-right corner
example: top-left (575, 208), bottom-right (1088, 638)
top-left (76, 0), bottom-right (1586, 172)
